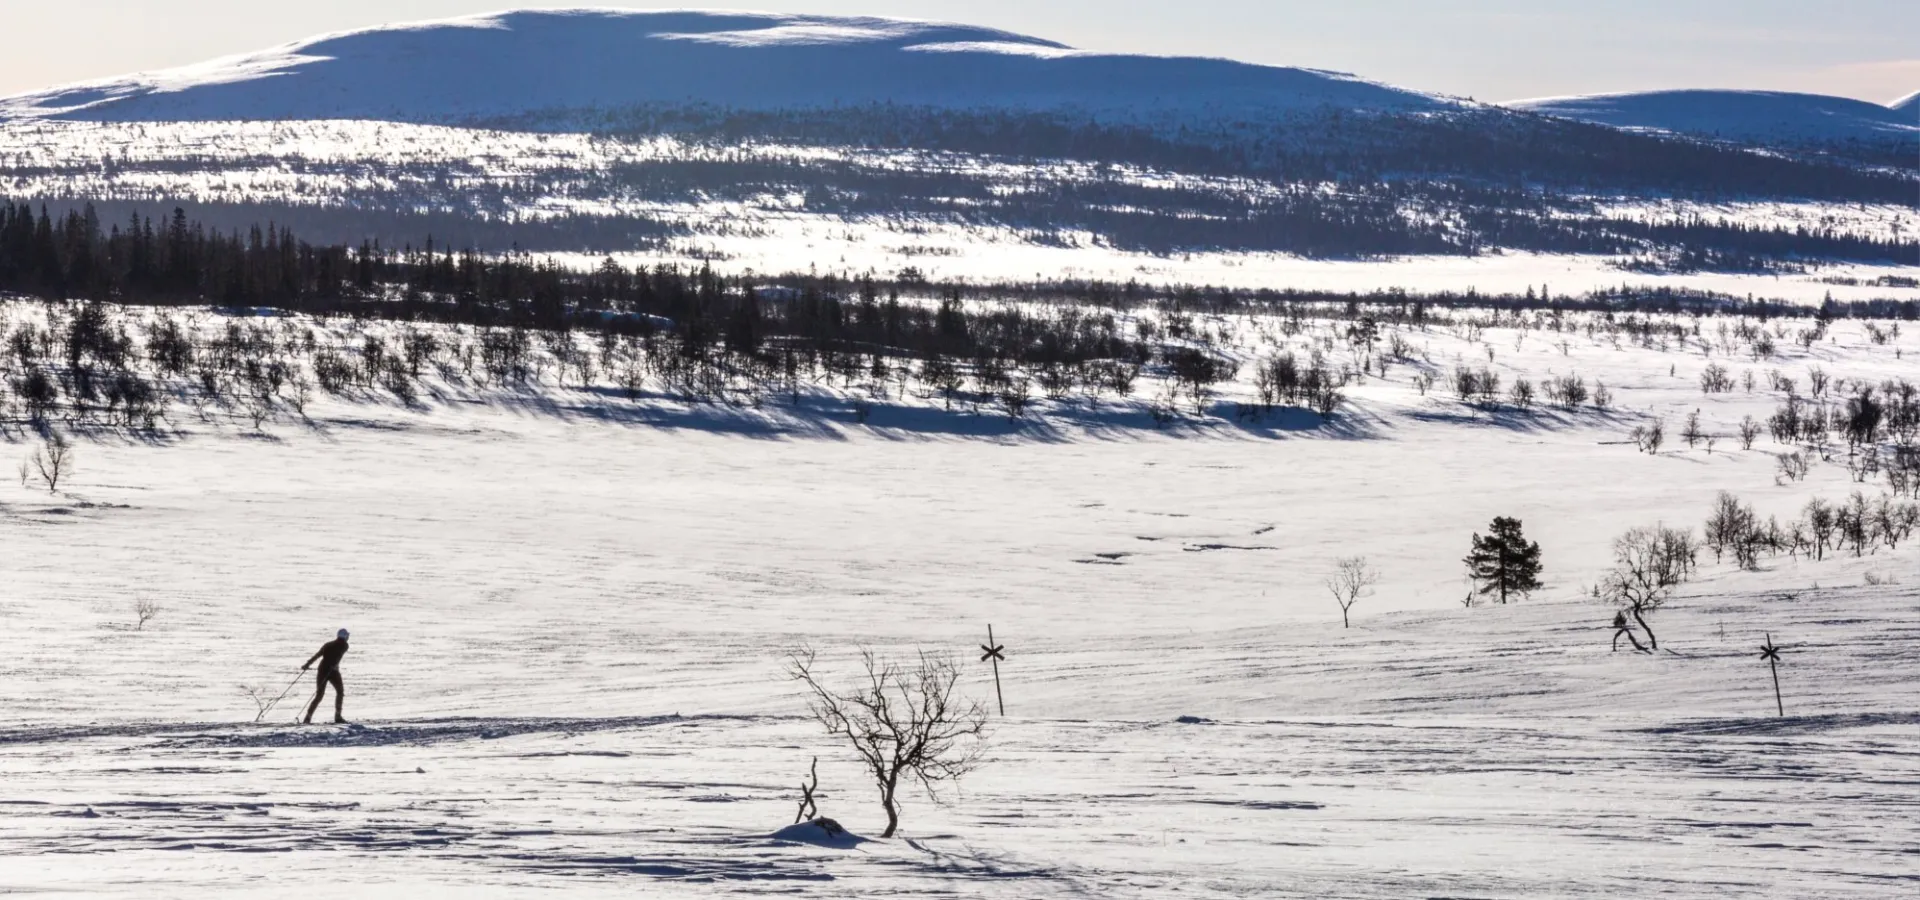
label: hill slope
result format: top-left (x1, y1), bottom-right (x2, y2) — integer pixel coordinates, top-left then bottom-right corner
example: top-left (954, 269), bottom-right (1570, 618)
top-left (1510, 89), bottom-right (1920, 147)
top-left (0, 8), bottom-right (1448, 125)
top-left (1893, 90), bottom-right (1920, 119)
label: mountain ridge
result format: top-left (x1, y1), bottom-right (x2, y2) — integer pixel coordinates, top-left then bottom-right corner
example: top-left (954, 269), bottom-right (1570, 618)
top-left (1509, 88), bottom-right (1918, 148)
top-left (0, 8), bottom-right (1450, 125)
top-left (5, 8), bottom-right (1908, 160)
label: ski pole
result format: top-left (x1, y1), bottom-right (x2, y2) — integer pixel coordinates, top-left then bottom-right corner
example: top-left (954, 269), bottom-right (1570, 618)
top-left (256, 669), bottom-right (307, 723)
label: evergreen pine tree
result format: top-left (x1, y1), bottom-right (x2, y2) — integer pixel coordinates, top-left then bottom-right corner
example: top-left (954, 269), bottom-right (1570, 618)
top-left (1464, 516), bottom-right (1542, 605)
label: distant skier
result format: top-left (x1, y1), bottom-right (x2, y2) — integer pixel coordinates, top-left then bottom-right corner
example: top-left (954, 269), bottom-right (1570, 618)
top-left (1611, 611), bottom-right (1647, 653)
top-left (302, 628), bottom-right (351, 724)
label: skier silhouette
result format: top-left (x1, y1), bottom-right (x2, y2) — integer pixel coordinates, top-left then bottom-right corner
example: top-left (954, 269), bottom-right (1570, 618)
top-left (302, 628), bottom-right (350, 724)
top-left (1611, 611), bottom-right (1647, 653)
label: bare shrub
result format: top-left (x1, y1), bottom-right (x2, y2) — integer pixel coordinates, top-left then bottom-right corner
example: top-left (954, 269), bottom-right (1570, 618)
top-left (240, 388), bottom-right (274, 431)
top-left (285, 375), bottom-right (313, 420)
top-left (1101, 359), bottom-right (1140, 399)
top-left (1804, 498), bottom-right (1836, 560)
top-left (1601, 526), bottom-right (1698, 651)
top-left (312, 349), bottom-right (356, 394)
top-left (1838, 491), bottom-right (1873, 556)
top-left (787, 647), bottom-right (988, 838)
top-left (134, 598), bottom-right (162, 631)
top-left (1699, 363), bottom-right (1734, 393)
top-left (999, 376), bottom-right (1032, 420)
top-left (1545, 374), bottom-right (1588, 410)
top-left (1508, 377), bottom-right (1535, 409)
top-left (1325, 556), bottom-right (1379, 628)
top-left (1704, 491), bottom-right (1763, 569)
top-left (1630, 417), bottom-right (1665, 454)
top-left (241, 684), bottom-right (279, 722)
top-left (919, 357), bottom-right (964, 409)
top-left (28, 435), bottom-right (74, 493)
top-left (1776, 451), bottom-right (1811, 484)
top-left (1591, 380), bottom-right (1613, 410)
top-left (1681, 410), bottom-right (1704, 449)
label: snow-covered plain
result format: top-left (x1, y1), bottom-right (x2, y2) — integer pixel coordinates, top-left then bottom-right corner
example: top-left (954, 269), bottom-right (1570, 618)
top-left (2, 304), bottom-right (1917, 896)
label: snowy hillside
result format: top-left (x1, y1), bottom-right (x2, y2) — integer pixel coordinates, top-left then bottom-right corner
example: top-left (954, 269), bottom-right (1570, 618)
top-left (1894, 90), bottom-right (1920, 119)
top-left (4, 118), bottom-right (1914, 296)
top-left (0, 10), bottom-right (1913, 297)
top-left (1511, 89), bottom-right (1920, 148)
top-left (0, 8), bottom-right (1446, 124)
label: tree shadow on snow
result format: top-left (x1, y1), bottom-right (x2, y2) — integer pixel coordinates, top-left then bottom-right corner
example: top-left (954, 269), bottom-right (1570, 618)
top-left (1402, 402), bottom-right (1632, 435)
top-left (463, 385), bottom-right (1382, 444)
top-left (1636, 711), bottom-right (1920, 737)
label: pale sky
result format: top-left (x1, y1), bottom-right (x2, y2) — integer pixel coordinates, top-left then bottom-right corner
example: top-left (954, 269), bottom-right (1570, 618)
top-left (3, 1), bottom-right (1916, 105)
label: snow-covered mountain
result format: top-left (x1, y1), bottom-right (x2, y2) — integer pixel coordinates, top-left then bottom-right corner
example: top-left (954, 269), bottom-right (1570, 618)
top-left (0, 8), bottom-right (1448, 124)
top-left (0, 8), bottom-right (1911, 275)
top-left (1893, 90), bottom-right (1920, 119)
top-left (1510, 89), bottom-right (1919, 148)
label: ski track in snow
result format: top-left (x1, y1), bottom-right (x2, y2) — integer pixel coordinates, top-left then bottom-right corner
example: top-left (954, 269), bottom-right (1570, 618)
top-left (1, 312), bottom-right (1918, 895)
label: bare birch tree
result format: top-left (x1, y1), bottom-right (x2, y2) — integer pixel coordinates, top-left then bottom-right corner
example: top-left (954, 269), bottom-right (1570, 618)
top-left (1600, 526), bottom-right (1698, 651)
top-left (1325, 556), bottom-right (1379, 628)
top-left (787, 647), bottom-right (988, 838)
top-left (30, 435), bottom-right (74, 493)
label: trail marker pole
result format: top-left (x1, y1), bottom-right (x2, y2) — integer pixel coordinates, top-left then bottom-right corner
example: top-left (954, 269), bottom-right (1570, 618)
top-left (980, 625), bottom-right (1007, 716)
top-left (1760, 633), bottom-right (1784, 717)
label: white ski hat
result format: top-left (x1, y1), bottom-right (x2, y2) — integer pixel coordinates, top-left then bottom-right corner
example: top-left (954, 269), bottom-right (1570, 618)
top-left (337, 628), bottom-right (350, 640)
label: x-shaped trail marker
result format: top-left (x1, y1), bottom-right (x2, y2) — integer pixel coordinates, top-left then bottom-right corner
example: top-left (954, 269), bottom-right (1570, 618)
top-left (1760, 633), bottom-right (1785, 717)
top-left (981, 625), bottom-right (1007, 716)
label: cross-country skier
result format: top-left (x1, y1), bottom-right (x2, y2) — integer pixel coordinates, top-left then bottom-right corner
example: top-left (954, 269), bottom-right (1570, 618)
top-left (1611, 611), bottom-right (1647, 653)
top-left (302, 628), bottom-right (351, 724)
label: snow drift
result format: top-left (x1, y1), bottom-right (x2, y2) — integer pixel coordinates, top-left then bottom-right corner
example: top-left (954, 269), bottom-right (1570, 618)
top-left (1510, 89), bottom-right (1920, 147)
top-left (769, 818), bottom-right (867, 848)
top-left (0, 8), bottom-right (1447, 125)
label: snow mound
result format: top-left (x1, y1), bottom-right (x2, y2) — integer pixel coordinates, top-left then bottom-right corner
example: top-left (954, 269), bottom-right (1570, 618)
top-left (0, 8), bottom-right (1447, 125)
top-left (770, 817), bottom-right (867, 848)
top-left (1509, 89), bottom-right (1920, 146)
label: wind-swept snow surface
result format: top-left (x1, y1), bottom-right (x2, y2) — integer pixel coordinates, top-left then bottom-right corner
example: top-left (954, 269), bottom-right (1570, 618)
top-left (0, 9), bottom-right (1444, 124)
top-left (1511, 89), bottom-right (1920, 147)
top-left (1, 305), bottom-right (1917, 896)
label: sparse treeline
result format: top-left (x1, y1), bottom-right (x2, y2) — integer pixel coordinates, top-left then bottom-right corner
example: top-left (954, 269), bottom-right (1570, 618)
top-left (14, 129), bottom-right (1919, 265)
top-left (4, 202), bottom-right (1920, 434)
top-left (0, 201), bottom-right (1180, 429)
top-left (6, 201), bottom-right (1919, 325)
top-left (1598, 486), bottom-right (1917, 653)
top-left (486, 104), bottom-right (1918, 200)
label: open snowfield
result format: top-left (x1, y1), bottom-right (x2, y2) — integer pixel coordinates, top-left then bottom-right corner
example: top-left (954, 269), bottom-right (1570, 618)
top-left (2, 307), bottom-right (1918, 896)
